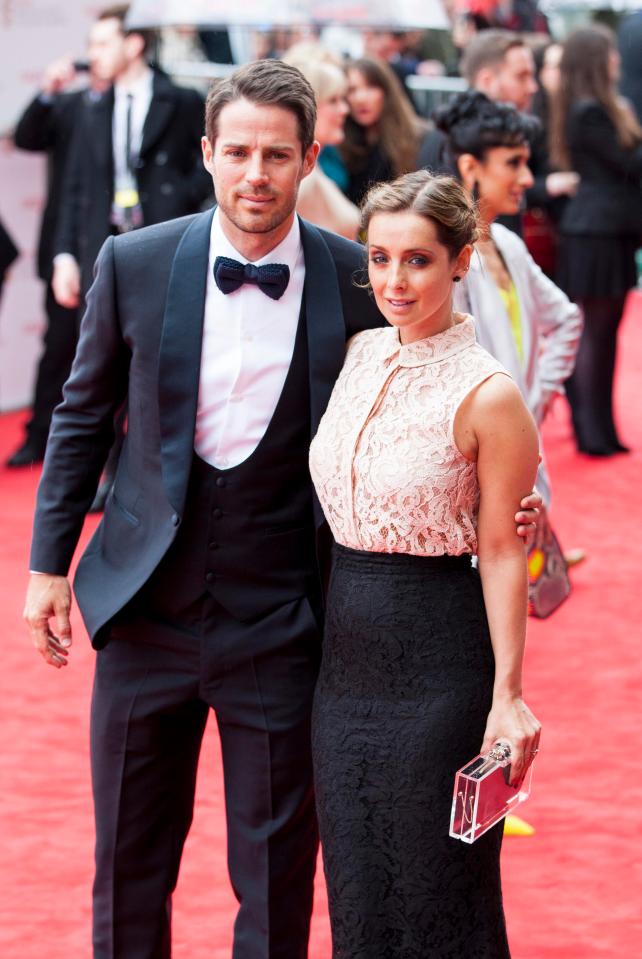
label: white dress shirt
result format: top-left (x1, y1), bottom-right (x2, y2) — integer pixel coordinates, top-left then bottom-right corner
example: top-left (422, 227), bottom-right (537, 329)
top-left (112, 68), bottom-right (154, 195)
top-left (194, 209), bottom-right (306, 469)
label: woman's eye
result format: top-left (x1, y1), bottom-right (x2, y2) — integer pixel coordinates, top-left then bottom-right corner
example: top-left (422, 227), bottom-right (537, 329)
top-left (369, 254), bottom-right (387, 264)
top-left (409, 256), bottom-right (428, 266)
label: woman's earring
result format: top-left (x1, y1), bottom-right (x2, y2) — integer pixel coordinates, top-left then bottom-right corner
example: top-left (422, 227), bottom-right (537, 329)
top-left (453, 276), bottom-right (461, 283)
top-left (472, 181), bottom-right (480, 204)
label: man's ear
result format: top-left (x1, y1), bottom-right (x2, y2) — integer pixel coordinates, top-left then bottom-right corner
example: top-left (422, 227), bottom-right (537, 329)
top-left (201, 136), bottom-right (215, 175)
top-left (457, 153), bottom-right (478, 193)
top-left (302, 140), bottom-right (321, 179)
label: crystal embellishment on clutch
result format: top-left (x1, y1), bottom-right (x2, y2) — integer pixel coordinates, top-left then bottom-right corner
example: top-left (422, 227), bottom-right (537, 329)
top-left (449, 742), bottom-right (535, 843)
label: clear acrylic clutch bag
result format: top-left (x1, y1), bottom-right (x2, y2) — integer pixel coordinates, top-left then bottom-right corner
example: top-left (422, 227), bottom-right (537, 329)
top-left (449, 742), bottom-right (535, 844)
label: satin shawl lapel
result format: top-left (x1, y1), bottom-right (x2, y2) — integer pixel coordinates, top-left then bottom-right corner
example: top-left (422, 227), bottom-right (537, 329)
top-left (158, 209), bottom-right (214, 513)
top-left (140, 75), bottom-right (176, 158)
top-left (299, 220), bottom-right (347, 529)
top-left (88, 88), bottom-right (114, 176)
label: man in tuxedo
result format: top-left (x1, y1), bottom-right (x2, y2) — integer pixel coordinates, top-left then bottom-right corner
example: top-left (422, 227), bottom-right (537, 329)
top-left (25, 59), bottom-right (540, 959)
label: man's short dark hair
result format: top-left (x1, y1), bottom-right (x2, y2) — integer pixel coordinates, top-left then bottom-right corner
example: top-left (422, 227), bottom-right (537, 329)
top-left (97, 3), bottom-right (156, 56)
top-left (460, 30), bottom-right (526, 86)
top-left (205, 60), bottom-right (317, 155)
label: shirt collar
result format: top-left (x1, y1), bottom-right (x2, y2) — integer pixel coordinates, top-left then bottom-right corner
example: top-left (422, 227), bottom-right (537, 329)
top-left (210, 207), bottom-right (302, 271)
top-left (114, 67), bottom-right (153, 101)
top-left (380, 314), bottom-right (477, 368)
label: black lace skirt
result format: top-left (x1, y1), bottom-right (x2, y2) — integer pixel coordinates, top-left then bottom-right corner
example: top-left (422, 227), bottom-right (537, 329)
top-left (312, 545), bottom-right (510, 959)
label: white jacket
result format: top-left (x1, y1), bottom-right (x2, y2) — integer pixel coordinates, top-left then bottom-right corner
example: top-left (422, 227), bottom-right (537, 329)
top-left (454, 223), bottom-right (583, 505)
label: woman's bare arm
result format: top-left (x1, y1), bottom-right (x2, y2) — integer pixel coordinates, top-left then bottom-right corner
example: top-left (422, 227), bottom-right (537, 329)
top-left (456, 372), bottom-right (541, 783)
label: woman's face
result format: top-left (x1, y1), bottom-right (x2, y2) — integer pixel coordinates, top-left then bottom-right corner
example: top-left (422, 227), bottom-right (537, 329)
top-left (346, 69), bottom-right (386, 128)
top-left (315, 88), bottom-right (349, 147)
top-left (540, 43), bottom-right (562, 96)
top-left (367, 211), bottom-right (470, 343)
top-left (470, 145), bottom-right (534, 219)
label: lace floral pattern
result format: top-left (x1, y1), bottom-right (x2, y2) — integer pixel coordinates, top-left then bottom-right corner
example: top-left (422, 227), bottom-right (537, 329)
top-left (309, 316), bottom-right (508, 556)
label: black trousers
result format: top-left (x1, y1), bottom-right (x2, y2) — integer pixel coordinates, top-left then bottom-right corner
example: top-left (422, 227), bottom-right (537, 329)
top-left (90, 595), bottom-right (321, 959)
top-left (565, 295), bottom-right (627, 449)
top-left (28, 282), bottom-right (79, 447)
top-left (26, 283), bottom-right (79, 449)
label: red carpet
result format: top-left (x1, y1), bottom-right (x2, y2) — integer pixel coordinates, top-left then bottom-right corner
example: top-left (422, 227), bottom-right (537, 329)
top-left (1, 294), bottom-right (642, 958)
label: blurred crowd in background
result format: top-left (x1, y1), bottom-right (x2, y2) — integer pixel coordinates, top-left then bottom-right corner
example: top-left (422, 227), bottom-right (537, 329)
top-left (1, 2), bottom-right (641, 512)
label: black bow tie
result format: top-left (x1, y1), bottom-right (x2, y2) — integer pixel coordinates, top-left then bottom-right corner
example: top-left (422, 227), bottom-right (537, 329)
top-left (213, 255), bottom-right (290, 300)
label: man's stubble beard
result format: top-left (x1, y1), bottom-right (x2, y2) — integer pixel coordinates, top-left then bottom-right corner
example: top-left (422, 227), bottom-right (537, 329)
top-left (217, 187), bottom-right (300, 236)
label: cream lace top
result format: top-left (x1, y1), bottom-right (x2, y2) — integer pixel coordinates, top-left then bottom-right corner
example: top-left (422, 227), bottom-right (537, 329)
top-left (309, 315), bottom-right (509, 556)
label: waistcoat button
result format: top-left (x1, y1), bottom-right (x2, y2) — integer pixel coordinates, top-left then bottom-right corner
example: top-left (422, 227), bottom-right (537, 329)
top-left (209, 541), bottom-right (219, 550)
top-left (205, 572), bottom-right (214, 583)
top-left (212, 508), bottom-right (223, 519)
top-left (216, 477), bottom-right (226, 488)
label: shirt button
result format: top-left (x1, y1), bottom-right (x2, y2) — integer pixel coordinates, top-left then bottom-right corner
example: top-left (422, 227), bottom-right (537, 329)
top-left (212, 508), bottom-right (223, 519)
top-left (216, 477), bottom-right (226, 488)
top-left (205, 572), bottom-right (214, 584)
top-left (209, 541), bottom-right (219, 550)
top-left (171, 513), bottom-right (180, 527)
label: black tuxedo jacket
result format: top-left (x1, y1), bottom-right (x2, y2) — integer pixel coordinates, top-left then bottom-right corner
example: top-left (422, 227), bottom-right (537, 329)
top-left (54, 70), bottom-right (211, 292)
top-left (31, 211), bottom-right (384, 645)
top-left (14, 91), bottom-right (84, 280)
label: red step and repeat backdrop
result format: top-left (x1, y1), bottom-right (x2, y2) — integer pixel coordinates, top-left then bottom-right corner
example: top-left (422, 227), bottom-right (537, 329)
top-left (0, 1), bottom-right (96, 412)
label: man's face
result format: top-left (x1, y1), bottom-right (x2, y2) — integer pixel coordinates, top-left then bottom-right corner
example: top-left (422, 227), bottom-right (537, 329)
top-left (202, 98), bottom-right (318, 238)
top-left (88, 18), bottom-right (129, 84)
top-left (486, 46), bottom-right (538, 112)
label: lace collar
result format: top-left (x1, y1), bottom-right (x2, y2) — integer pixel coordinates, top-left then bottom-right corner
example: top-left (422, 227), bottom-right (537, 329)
top-left (380, 314), bottom-right (477, 368)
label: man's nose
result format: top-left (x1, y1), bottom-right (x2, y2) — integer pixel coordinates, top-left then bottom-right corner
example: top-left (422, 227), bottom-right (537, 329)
top-left (247, 155), bottom-right (268, 183)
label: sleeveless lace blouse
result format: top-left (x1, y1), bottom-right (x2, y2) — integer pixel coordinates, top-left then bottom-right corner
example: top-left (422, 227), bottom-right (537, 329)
top-left (309, 315), bottom-right (509, 556)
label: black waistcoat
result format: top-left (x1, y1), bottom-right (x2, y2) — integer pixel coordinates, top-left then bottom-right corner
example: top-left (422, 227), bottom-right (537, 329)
top-left (141, 305), bottom-right (319, 622)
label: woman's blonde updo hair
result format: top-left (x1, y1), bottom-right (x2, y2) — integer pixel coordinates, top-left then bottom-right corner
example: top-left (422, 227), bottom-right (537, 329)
top-left (361, 170), bottom-right (479, 260)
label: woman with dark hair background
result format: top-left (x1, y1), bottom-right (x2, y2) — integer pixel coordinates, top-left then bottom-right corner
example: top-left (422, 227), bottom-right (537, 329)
top-left (340, 56), bottom-right (427, 205)
top-left (550, 25), bottom-right (642, 456)
top-left (434, 91), bottom-right (582, 511)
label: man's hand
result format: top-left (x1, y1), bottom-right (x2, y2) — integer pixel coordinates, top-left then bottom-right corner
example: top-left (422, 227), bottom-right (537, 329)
top-left (52, 255), bottom-right (81, 308)
top-left (42, 57), bottom-right (77, 96)
top-left (515, 490), bottom-right (542, 539)
top-left (545, 171), bottom-right (579, 198)
top-left (24, 574), bottom-right (73, 668)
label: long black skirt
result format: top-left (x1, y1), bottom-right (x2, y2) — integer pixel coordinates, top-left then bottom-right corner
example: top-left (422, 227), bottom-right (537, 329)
top-left (312, 545), bottom-right (511, 959)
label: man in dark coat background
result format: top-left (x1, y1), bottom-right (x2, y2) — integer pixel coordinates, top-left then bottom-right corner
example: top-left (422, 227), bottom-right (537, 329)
top-left (7, 58), bottom-right (103, 468)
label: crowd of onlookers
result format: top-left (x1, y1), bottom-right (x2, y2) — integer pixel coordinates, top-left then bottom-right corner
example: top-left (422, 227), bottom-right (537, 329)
top-left (2, 3), bottom-right (642, 488)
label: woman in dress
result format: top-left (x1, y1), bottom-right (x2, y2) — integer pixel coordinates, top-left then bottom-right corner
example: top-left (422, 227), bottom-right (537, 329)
top-left (434, 91), bottom-right (582, 509)
top-left (309, 171), bottom-right (541, 958)
top-left (550, 26), bottom-right (642, 455)
top-left (339, 57), bottom-right (427, 205)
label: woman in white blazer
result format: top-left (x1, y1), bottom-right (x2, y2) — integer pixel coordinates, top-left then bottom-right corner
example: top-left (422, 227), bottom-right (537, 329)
top-left (435, 91), bottom-right (582, 506)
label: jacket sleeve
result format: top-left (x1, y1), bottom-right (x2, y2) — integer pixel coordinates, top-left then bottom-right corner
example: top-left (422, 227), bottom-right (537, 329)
top-left (13, 94), bottom-right (58, 152)
top-left (30, 236), bottom-right (130, 574)
top-left (53, 118), bottom-right (85, 259)
top-left (573, 103), bottom-right (642, 180)
top-left (525, 245), bottom-right (583, 418)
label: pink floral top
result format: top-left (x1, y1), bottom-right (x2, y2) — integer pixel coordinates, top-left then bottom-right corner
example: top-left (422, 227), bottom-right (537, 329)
top-left (309, 315), bottom-right (509, 556)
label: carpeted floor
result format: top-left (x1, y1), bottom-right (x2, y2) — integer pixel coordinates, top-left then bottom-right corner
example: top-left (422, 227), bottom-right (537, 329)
top-left (1, 293), bottom-right (641, 958)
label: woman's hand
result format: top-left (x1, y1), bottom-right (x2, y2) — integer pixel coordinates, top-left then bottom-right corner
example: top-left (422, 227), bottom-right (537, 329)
top-left (481, 695), bottom-right (541, 786)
